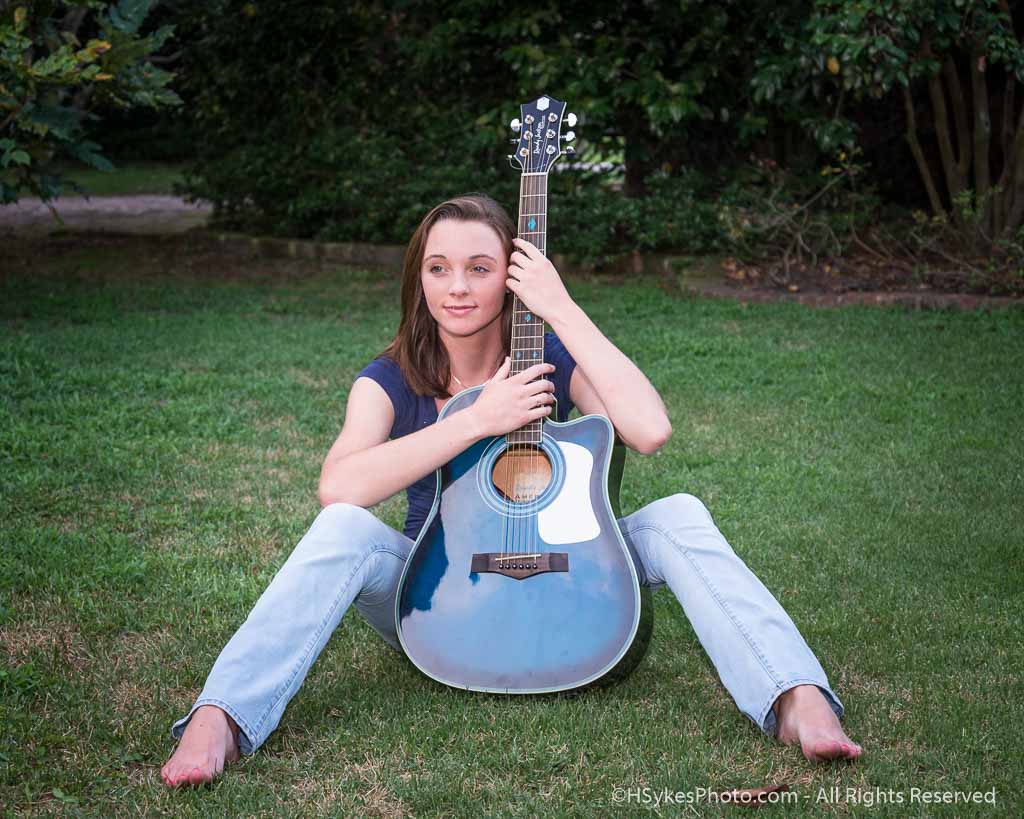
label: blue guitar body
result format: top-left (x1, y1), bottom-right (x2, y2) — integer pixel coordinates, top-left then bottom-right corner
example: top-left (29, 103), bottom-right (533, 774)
top-left (395, 385), bottom-right (654, 693)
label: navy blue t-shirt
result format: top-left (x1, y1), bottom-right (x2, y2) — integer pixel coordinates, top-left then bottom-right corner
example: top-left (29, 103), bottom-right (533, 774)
top-left (354, 331), bottom-right (578, 541)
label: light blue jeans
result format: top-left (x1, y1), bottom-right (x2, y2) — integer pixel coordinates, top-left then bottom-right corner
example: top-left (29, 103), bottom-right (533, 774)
top-left (170, 493), bottom-right (844, 755)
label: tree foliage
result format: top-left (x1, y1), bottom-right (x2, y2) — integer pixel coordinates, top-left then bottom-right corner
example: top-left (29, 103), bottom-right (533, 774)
top-left (0, 0), bottom-right (181, 204)
top-left (751, 0), bottom-right (1024, 242)
top-left (175, 0), bottom-right (1024, 260)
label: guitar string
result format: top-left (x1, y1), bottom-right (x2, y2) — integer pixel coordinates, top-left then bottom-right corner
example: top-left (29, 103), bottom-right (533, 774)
top-left (530, 133), bottom-right (545, 562)
top-left (503, 164), bottom-right (519, 562)
top-left (505, 164), bottom-right (523, 561)
top-left (517, 123), bottom-right (535, 560)
top-left (519, 126), bottom-right (534, 560)
top-left (513, 163), bottom-right (525, 559)
top-left (535, 165), bottom-right (545, 565)
top-left (530, 166), bottom-right (539, 564)
top-left (512, 156), bottom-right (528, 560)
top-left (481, 107), bottom-right (559, 566)
top-left (526, 135), bottom-right (547, 564)
top-left (508, 113), bottom-right (555, 564)
top-left (518, 128), bottom-right (532, 559)
top-left (530, 133), bottom-right (544, 564)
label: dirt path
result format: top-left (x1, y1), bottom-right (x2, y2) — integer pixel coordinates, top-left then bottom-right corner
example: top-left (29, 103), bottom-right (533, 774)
top-left (0, 194), bottom-right (211, 236)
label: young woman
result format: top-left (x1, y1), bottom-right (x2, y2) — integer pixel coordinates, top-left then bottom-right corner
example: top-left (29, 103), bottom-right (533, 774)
top-left (161, 193), bottom-right (862, 788)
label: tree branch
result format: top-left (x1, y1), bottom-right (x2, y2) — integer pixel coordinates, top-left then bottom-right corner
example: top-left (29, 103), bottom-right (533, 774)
top-left (902, 84), bottom-right (946, 216)
top-left (149, 51), bottom-right (182, 66)
top-left (994, 68), bottom-right (1013, 233)
top-left (927, 56), bottom-right (966, 224)
top-left (1005, 100), bottom-right (1024, 230)
top-left (0, 101), bottom-right (25, 134)
top-left (60, 6), bottom-right (88, 38)
top-left (995, 0), bottom-right (1020, 232)
top-left (1001, 67), bottom-right (1016, 163)
top-left (943, 55), bottom-right (972, 179)
top-left (971, 45), bottom-right (993, 236)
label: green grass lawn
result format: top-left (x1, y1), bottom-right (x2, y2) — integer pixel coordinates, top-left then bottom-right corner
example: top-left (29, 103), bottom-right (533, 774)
top-left (2, 234), bottom-right (1022, 816)
top-left (55, 160), bottom-right (185, 197)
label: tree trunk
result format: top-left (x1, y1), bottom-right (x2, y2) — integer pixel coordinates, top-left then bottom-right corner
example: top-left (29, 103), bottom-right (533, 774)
top-left (943, 56), bottom-right (972, 184)
top-left (926, 53), bottom-right (967, 228)
top-left (902, 85), bottom-right (946, 216)
top-left (970, 47), bottom-right (993, 244)
top-left (993, 67), bottom-right (1014, 235)
top-left (993, 0), bottom-right (1022, 237)
top-left (911, 28), bottom-right (1024, 241)
top-left (619, 108), bottom-right (658, 198)
top-left (1004, 98), bottom-right (1024, 232)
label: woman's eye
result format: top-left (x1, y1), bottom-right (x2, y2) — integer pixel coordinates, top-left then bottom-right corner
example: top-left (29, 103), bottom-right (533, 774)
top-left (473, 266), bottom-right (490, 273)
top-left (428, 265), bottom-right (445, 274)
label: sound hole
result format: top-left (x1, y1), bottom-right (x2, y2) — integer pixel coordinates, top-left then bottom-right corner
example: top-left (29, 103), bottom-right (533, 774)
top-left (491, 444), bottom-right (552, 503)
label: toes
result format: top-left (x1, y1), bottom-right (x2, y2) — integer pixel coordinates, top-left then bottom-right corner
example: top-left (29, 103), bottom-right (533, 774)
top-left (807, 738), bottom-right (863, 763)
top-left (841, 742), bottom-right (864, 758)
top-left (807, 739), bottom-right (845, 762)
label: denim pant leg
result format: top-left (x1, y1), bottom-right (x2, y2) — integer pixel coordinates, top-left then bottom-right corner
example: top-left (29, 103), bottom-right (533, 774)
top-left (617, 492), bottom-right (844, 738)
top-left (169, 503), bottom-right (413, 755)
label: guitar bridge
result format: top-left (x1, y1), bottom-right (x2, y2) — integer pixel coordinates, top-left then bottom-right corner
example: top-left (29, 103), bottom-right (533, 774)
top-left (470, 552), bottom-right (569, 580)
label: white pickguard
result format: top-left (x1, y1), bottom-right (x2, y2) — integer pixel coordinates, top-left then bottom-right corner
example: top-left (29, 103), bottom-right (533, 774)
top-left (537, 440), bottom-right (600, 544)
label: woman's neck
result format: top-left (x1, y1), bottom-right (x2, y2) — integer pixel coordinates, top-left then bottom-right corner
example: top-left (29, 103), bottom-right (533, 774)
top-left (440, 325), bottom-right (505, 386)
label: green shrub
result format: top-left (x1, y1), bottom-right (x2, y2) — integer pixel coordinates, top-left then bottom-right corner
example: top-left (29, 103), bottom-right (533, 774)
top-left (549, 169), bottom-right (725, 266)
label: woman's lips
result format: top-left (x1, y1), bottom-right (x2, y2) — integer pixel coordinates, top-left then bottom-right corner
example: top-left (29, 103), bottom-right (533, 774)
top-left (445, 306), bottom-right (475, 315)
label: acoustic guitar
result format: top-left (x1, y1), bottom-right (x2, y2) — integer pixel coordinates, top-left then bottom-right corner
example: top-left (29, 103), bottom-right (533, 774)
top-left (395, 95), bottom-right (653, 693)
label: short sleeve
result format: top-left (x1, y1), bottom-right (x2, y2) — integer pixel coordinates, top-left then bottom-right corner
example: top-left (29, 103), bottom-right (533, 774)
top-left (354, 356), bottom-right (416, 438)
top-left (543, 331), bottom-right (577, 422)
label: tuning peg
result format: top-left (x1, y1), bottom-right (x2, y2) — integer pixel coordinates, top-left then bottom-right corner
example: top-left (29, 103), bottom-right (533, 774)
top-left (565, 146), bottom-right (575, 155)
top-left (561, 131), bottom-right (575, 142)
top-left (510, 118), bottom-right (521, 132)
top-left (566, 112), bottom-right (577, 127)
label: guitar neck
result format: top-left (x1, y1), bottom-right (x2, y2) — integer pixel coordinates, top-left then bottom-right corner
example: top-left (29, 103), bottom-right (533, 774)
top-left (508, 171), bottom-right (549, 446)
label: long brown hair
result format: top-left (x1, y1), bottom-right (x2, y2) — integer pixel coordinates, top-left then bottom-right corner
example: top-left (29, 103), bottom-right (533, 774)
top-left (380, 193), bottom-right (515, 398)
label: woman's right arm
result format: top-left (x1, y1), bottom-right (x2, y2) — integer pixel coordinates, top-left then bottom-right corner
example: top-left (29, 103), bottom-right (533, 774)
top-left (318, 359), bottom-right (557, 509)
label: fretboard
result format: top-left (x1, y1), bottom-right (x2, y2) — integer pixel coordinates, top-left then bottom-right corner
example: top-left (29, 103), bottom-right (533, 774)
top-left (507, 171), bottom-right (549, 446)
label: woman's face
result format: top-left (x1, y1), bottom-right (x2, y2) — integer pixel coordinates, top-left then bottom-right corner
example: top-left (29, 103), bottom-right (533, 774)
top-left (420, 219), bottom-right (509, 338)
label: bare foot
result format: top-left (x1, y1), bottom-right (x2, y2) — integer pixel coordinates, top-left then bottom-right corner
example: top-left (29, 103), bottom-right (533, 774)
top-left (161, 704), bottom-right (241, 788)
top-left (773, 684), bottom-right (863, 763)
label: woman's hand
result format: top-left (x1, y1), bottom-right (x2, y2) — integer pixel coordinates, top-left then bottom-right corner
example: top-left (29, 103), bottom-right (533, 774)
top-left (466, 358), bottom-right (557, 439)
top-left (506, 238), bottom-right (575, 324)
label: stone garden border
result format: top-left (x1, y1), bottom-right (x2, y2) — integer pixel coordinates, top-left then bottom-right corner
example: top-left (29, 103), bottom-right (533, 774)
top-left (200, 229), bottom-right (1022, 312)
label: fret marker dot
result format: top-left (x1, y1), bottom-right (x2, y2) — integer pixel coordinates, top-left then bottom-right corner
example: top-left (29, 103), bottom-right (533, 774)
top-left (528, 218), bottom-right (536, 230)
top-left (524, 313), bottom-right (531, 322)
top-left (532, 351), bottom-right (539, 358)
top-left (515, 351), bottom-right (522, 359)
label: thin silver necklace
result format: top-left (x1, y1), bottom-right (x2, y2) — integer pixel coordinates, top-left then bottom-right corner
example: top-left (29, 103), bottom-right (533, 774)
top-left (451, 353), bottom-right (505, 389)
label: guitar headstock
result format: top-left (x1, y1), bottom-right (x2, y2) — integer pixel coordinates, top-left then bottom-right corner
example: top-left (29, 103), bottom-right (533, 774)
top-left (507, 95), bottom-right (577, 174)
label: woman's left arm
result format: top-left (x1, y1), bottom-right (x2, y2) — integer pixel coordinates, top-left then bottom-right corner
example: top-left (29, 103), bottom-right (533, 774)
top-left (506, 237), bottom-right (672, 455)
top-left (549, 301), bottom-right (672, 455)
